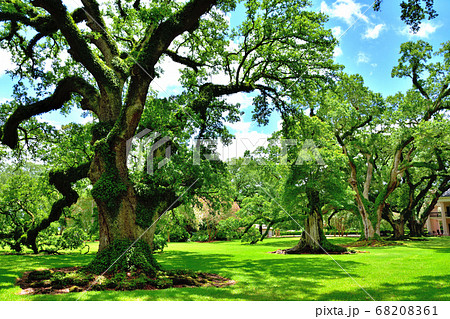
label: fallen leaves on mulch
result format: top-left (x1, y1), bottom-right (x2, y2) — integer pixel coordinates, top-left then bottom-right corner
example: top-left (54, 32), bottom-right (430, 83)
top-left (16, 267), bottom-right (236, 295)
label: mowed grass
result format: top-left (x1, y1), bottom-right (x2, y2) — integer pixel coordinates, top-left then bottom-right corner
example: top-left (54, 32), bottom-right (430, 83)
top-left (0, 237), bottom-right (449, 301)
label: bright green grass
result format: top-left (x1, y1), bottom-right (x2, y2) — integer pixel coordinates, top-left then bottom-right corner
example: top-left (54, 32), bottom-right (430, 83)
top-left (0, 237), bottom-right (449, 301)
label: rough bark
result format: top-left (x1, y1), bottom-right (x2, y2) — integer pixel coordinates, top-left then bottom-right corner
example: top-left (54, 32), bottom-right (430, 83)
top-left (408, 220), bottom-right (425, 237)
top-left (382, 205), bottom-right (405, 239)
top-left (341, 143), bottom-right (376, 239)
top-left (338, 134), bottom-right (413, 240)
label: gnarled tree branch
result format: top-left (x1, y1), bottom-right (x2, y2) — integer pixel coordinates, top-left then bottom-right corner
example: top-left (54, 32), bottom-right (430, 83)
top-left (25, 162), bottom-right (91, 253)
top-left (1, 76), bottom-right (99, 149)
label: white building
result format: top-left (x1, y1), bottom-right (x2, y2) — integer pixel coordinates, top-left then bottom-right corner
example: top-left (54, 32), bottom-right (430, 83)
top-left (426, 190), bottom-right (450, 236)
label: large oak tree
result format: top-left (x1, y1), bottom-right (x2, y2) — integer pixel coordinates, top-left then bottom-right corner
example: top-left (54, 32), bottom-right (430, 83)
top-left (0, 0), bottom-right (337, 262)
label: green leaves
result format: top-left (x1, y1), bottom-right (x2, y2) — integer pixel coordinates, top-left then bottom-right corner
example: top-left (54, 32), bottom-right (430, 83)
top-left (373, 0), bottom-right (437, 33)
top-left (392, 40), bottom-right (433, 80)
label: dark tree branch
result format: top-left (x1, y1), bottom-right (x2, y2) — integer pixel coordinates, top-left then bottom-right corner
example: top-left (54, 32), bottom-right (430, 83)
top-left (132, 0), bottom-right (217, 73)
top-left (1, 76), bottom-right (99, 149)
top-left (1, 6), bottom-right (87, 57)
top-left (340, 116), bottom-right (373, 142)
top-left (122, 0), bottom-right (217, 140)
top-left (412, 64), bottom-right (431, 100)
top-left (164, 50), bottom-right (204, 72)
top-left (31, 0), bottom-right (119, 89)
top-left (25, 162), bottom-right (91, 253)
top-left (80, 0), bottom-right (120, 67)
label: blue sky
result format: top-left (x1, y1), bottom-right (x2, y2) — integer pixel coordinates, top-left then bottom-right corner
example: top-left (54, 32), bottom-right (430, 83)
top-left (1, 0), bottom-right (449, 157)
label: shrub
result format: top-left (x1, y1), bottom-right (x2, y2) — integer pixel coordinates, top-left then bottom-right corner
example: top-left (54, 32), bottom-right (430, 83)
top-left (241, 227), bottom-right (260, 244)
top-left (59, 227), bottom-right (88, 250)
top-left (152, 234), bottom-right (168, 252)
top-left (28, 270), bottom-right (52, 281)
top-left (216, 217), bottom-right (242, 241)
top-left (167, 226), bottom-right (190, 242)
top-left (190, 230), bottom-right (209, 242)
top-left (50, 271), bottom-right (91, 288)
top-left (279, 230), bottom-right (302, 236)
top-left (155, 277), bottom-right (173, 289)
top-left (37, 226), bottom-right (88, 253)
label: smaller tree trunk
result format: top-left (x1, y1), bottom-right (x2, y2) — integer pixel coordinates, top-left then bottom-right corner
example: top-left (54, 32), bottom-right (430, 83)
top-left (407, 219), bottom-right (425, 237)
top-left (392, 220), bottom-right (405, 239)
top-left (382, 206), bottom-right (405, 239)
top-left (283, 190), bottom-right (347, 254)
top-left (260, 221), bottom-right (275, 241)
top-left (360, 213), bottom-right (376, 240)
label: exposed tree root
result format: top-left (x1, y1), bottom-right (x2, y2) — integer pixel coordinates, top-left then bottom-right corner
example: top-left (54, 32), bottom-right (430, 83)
top-left (17, 267), bottom-right (236, 295)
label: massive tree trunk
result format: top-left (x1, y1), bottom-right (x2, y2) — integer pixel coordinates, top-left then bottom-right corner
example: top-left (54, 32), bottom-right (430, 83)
top-left (89, 131), bottom-right (179, 251)
top-left (382, 205), bottom-right (405, 239)
top-left (408, 220), bottom-right (425, 237)
top-left (284, 189), bottom-right (346, 254)
top-left (89, 137), bottom-right (143, 252)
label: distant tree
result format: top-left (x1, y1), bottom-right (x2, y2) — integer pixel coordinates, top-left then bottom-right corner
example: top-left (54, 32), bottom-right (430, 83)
top-left (322, 40), bottom-right (450, 240)
top-left (0, 163), bottom-right (56, 252)
top-left (382, 114), bottom-right (450, 238)
top-left (2, 123), bottom-right (90, 253)
top-left (231, 155), bottom-right (291, 243)
top-left (281, 115), bottom-right (349, 253)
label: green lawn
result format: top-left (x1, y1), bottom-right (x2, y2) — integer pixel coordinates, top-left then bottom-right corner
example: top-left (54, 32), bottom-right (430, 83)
top-left (1, 237), bottom-right (449, 301)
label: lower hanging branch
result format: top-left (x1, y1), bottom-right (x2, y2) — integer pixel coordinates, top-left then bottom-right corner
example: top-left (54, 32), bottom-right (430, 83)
top-left (24, 162), bottom-right (91, 253)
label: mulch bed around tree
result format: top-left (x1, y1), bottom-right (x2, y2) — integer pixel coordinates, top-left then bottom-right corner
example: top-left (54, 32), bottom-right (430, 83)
top-left (16, 267), bottom-right (236, 295)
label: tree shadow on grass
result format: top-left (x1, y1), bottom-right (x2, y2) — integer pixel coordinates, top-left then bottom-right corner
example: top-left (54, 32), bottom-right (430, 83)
top-left (318, 274), bottom-right (450, 301)
top-left (68, 250), bottom-right (368, 301)
top-left (257, 239), bottom-right (302, 247)
top-left (405, 237), bottom-right (450, 254)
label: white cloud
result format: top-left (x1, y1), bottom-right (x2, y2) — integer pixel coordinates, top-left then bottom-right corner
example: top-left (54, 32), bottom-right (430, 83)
top-left (63, 0), bottom-right (108, 10)
top-left (0, 97), bottom-right (10, 104)
top-left (331, 26), bottom-right (343, 38)
top-left (363, 23), bottom-right (385, 39)
top-left (44, 49), bottom-right (71, 73)
top-left (218, 131), bottom-right (271, 161)
top-left (399, 22), bottom-right (439, 38)
top-left (224, 92), bottom-right (254, 110)
top-left (80, 114), bottom-right (95, 125)
top-left (220, 115), bottom-right (273, 161)
top-left (276, 119), bottom-right (283, 131)
top-left (357, 52), bottom-right (369, 64)
top-left (0, 49), bottom-right (15, 77)
top-left (151, 58), bottom-right (184, 96)
top-left (333, 47), bottom-right (343, 57)
top-left (321, 0), bottom-right (369, 25)
top-left (36, 117), bottom-right (62, 130)
top-left (226, 120), bottom-right (251, 133)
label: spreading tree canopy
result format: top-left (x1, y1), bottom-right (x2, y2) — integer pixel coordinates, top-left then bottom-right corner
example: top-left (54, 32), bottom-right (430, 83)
top-left (0, 0), bottom-right (338, 261)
